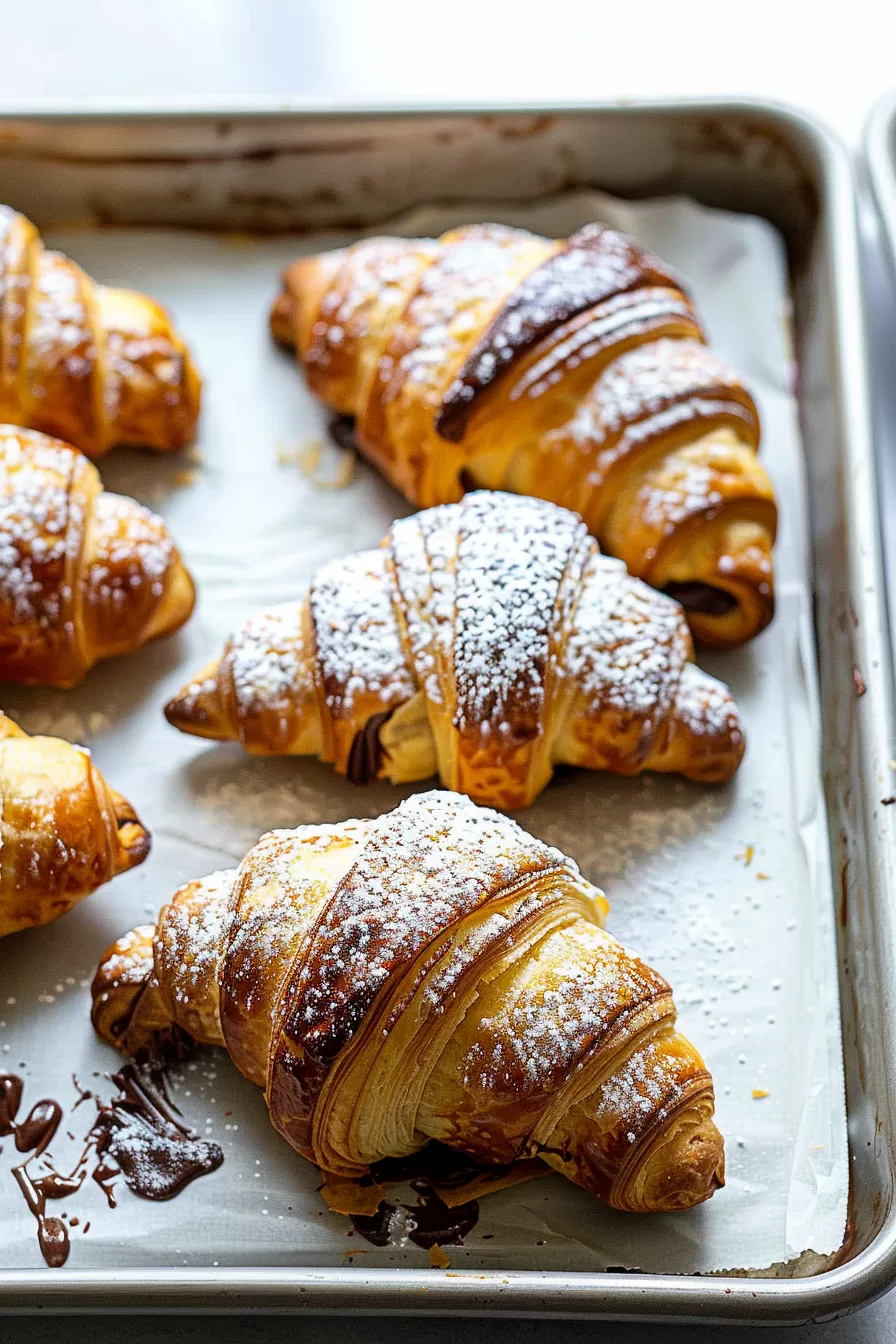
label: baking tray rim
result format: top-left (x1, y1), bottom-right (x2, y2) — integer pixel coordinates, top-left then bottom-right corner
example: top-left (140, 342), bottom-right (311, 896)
top-left (0, 94), bottom-right (891, 1324)
top-left (866, 88), bottom-right (896, 263)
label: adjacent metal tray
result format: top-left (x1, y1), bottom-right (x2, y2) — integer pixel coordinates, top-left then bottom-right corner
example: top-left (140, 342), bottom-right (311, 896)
top-left (0, 99), bottom-right (894, 1324)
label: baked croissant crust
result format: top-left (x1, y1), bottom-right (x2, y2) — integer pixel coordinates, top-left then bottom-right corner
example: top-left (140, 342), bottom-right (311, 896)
top-left (0, 427), bottom-right (195, 686)
top-left (0, 711), bottom-right (149, 937)
top-left (272, 221), bottom-right (777, 647)
top-left (91, 790), bottom-right (724, 1214)
top-left (0, 206), bottom-right (201, 458)
top-left (166, 491), bottom-right (744, 810)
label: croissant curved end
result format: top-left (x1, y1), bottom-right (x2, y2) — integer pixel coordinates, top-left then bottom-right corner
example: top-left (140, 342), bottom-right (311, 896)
top-left (90, 924), bottom-right (156, 1048)
top-left (270, 289), bottom-right (296, 348)
top-left (164, 661), bottom-right (230, 741)
top-left (144, 559), bottom-right (197, 643)
top-left (109, 788), bottom-right (152, 875)
top-left (625, 1114), bottom-right (726, 1213)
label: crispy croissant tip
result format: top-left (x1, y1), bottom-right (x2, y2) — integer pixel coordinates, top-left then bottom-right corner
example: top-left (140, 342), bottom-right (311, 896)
top-left (270, 289), bottom-right (296, 348)
top-left (164, 664), bottom-right (227, 741)
top-left (110, 789), bottom-right (152, 873)
top-left (145, 561), bottom-right (197, 643)
top-left (164, 689), bottom-right (203, 733)
top-left (635, 1116), bottom-right (726, 1213)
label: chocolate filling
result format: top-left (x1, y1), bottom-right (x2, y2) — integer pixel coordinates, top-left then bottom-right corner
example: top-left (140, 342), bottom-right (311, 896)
top-left (664, 581), bottom-right (738, 618)
top-left (329, 414), bottom-right (359, 454)
top-left (347, 709), bottom-right (395, 785)
top-left (436, 223), bottom-right (683, 441)
top-left (351, 1181), bottom-right (479, 1250)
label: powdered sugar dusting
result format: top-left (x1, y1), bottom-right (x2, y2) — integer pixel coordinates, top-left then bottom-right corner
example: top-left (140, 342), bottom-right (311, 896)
top-left (453, 492), bottom-right (590, 738)
top-left (565, 551), bottom-right (690, 724)
top-left (462, 921), bottom-right (667, 1098)
top-left (310, 548), bottom-right (414, 719)
top-left (0, 431), bottom-right (81, 631)
top-left (226, 603), bottom-right (305, 719)
top-left (286, 791), bottom-right (571, 1065)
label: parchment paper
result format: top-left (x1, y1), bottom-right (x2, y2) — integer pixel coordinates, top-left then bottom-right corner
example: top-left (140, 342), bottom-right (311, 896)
top-left (0, 192), bottom-right (847, 1276)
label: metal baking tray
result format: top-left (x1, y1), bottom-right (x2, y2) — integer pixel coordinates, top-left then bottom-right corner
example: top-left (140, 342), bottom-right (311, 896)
top-left (863, 89), bottom-right (896, 653)
top-left (0, 99), bottom-right (893, 1324)
top-left (866, 89), bottom-right (896, 267)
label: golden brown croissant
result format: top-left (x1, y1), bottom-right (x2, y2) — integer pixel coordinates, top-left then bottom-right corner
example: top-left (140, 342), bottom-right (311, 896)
top-left (165, 491), bottom-right (744, 810)
top-left (0, 711), bottom-right (149, 936)
top-left (0, 427), bottom-right (196, 686)
top-left (0, 206), bottom-right (201, 458)
top-left (91, 790), bottom-right (723, 1214)
top-left (272, 222), bottom-right (777, 647)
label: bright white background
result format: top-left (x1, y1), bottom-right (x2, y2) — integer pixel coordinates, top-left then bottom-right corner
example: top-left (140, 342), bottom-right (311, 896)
top-left (4, 1), bottom-right (896, 1339)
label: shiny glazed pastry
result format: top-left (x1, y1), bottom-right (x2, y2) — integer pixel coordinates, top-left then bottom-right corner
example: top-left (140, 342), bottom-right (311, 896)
top-left (0, 711), bottom-right (149, 936)
top-left (0, 206), bottom-right (201, 457)
top-left (0, 427), bottom-right (196, 687)
top-left (272, 221), bottom-right (777, 646)
top-left (165, 491), bottom-right (744, 810)
top-left (91, 790), bottom-right (724, 1214)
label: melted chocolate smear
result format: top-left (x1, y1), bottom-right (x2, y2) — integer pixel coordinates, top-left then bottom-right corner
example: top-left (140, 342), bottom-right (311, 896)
top-left (0, 1059), bottom-right (222, 1269)
top-left (352, 1182), bottom-right (479, 1251)
top-left (664, 581), bottom-right (738, 618)
top-left (351, 1142), bottom-right (501, 1249)
top-left (436, 222), bottom-right (682, 441)
top-left (347, 709), bottom-right (395, 786)
top-left (94, 1063), bottom-right (223, 1201)
top-left (329, 415), bottom-right (358, 454)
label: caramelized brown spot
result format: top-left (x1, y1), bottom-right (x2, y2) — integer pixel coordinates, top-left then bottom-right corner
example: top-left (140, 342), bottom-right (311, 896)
top-left (436, 223), bottom-right (683, 441)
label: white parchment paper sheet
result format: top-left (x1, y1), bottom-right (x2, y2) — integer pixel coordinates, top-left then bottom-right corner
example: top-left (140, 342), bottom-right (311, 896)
top-left (0, 192), bottom-right (847, 1275)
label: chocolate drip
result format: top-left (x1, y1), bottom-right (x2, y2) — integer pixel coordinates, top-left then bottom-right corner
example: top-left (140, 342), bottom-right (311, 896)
top-left (0, 1060), bottom-right (222, 1269)
top-left (1, 1072), bottom-right (71, 1267)
top-left (347, 709), bottom-right (395, 785)
top-left (664, 581), bottom-right (738, 618)
top-left (352, 1180), bottom-right (479, 1250)
top-left (436, 223), bottom-right (683, 441)
top-left (329, 415), bottom-right (358, 454)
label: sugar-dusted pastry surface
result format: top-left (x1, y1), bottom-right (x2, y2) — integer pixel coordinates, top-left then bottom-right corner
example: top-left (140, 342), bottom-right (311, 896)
top-left (0, 426), bottom-right (195, 686)
top-left (274, 221), bottom-right (777, 647)
top-left (0, 206), bottom-right (201, 458)
top-left (166, 492), bottom-right (744, 809)
top-left (91, 791), bottom-right (723, 1214)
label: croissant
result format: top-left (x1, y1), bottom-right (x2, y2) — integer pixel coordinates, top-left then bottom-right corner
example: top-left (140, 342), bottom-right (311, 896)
top-left (272, 221), bottom-right (777, 647)
top-left (91, 790), bottom-right (723, 1214)
top-left (165, 491), bottom-right (744, 810)
top-left (0, 206), bottom-right (200, 457)
top-left (0, 711), bottom-right (149, 937)
top-left (0, 427), bottom-right (196, 686)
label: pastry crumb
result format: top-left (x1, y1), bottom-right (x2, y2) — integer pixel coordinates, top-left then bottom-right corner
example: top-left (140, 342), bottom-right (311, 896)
top-left (278, 438), bottom-right (356, 488)
top-left (429, 1244), bottom-right (451, 1269)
